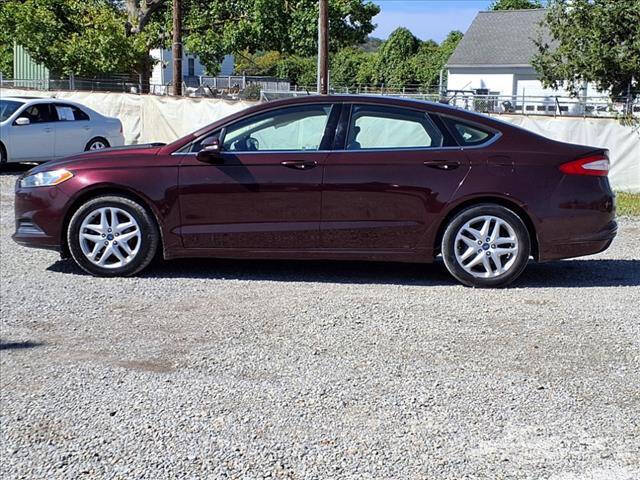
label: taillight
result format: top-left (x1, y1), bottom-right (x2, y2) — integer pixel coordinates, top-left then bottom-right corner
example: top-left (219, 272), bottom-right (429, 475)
top-left (559, 153), bottom-right (610, 177)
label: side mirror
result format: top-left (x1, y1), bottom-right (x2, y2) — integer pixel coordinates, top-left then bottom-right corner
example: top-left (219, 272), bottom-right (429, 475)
top-left (15, 117), bottom-right (30, 126)
top-left (196, 137), bottom-right (223, 163)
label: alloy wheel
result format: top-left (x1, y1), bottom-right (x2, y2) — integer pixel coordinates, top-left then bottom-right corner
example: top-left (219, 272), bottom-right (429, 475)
top-left (89, 141), bottom-right (107, 150)
top-left (454, 215), bottom-right (519, 278)
top-left (78, 207), bottom-right (141, 268)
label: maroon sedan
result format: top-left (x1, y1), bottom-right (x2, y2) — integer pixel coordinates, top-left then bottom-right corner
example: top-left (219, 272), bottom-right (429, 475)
top-left (12, 95), bottom-right (616, 287)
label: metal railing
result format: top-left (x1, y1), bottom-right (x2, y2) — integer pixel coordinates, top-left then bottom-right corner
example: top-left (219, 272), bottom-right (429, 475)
top-left (260, 88), bottom-right (640, 118)
top-left (0, 75), bottom-right (290, 100)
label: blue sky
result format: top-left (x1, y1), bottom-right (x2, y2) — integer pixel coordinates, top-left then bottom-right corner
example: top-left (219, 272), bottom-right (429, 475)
top-left (372, 0), bottom-right (493, 42)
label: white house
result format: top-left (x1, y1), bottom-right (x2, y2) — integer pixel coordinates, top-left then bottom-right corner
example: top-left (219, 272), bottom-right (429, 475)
top-left (446, 9), bottom-right (600, 102)
top-left (150, 49), bottom-right (234, 86)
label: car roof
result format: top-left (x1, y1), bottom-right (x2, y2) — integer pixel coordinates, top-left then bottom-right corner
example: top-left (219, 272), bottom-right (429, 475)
top-left (3, 96), bottom-right (85, 107)
top-left (256, 94), bottom-right (466, 114)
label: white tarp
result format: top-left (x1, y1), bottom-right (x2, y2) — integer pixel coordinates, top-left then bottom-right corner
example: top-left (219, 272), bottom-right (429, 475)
top-left (2, 88), bottom-right (638, 191)
top-left (0, 88), bottom-right (254, 145)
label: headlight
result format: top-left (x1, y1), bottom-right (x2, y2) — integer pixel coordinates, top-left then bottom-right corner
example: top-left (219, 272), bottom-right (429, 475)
top-left (19, 169), bottom-right (74, 188)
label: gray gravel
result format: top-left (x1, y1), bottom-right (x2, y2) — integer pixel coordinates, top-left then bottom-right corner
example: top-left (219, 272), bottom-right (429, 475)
top-left (1, 166), bottom-right (639, 480)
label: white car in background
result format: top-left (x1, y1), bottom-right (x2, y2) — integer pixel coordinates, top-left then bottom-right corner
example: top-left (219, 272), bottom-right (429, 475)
top-left (0, 97), bottom-right (124, 164)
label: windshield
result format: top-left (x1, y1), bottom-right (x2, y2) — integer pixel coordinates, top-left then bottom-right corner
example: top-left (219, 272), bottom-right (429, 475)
top-left (0, 100), bottom-right (24, 122)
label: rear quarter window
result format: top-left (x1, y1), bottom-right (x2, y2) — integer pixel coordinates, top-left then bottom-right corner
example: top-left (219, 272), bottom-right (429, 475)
top-left (443, 117), bottom-right (495, 146)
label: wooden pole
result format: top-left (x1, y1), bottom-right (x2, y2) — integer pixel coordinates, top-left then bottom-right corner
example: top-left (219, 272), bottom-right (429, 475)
top-left (317, 0), bottom-right (328, 94)
top-left (172, 0), bottom-right (182, 96)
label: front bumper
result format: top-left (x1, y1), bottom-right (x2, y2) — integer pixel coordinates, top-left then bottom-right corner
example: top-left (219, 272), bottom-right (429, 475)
top-left (12, 183), bottom-right (70, 251)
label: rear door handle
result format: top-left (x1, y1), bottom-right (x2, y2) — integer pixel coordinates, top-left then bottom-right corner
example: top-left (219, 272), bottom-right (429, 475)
top-left (43, 127), bottom-right (53, 133)
top-left (423, 160), bottom-right (460, 171)
top-left (281, 160), bottom-right (317, 170)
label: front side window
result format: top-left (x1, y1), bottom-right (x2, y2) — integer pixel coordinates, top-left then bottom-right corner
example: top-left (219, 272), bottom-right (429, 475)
top-left (20, 104), bottom-right (56, 124)
top-left (222, 104), bottom-right (332, 152)
top-left (346, 105), bottom-right (444, 150)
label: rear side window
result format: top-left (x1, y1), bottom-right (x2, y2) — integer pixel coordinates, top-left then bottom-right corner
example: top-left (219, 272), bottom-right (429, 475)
top-left (443, 118), bottom-right (494, 146)
top-left (55, 104), bottom-right (90, 121)
top-left (346, 105), bottom-right (444, 150)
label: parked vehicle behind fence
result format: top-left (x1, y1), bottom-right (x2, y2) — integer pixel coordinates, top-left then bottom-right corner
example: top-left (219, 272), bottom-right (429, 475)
top-left (12, 95), bottom-right (616, 287)
top-left (0, 97), bottom-right (124, 164)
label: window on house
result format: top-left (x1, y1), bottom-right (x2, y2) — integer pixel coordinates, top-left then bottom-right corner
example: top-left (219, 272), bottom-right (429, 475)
top-left (188, 58), bottom-right (195, 77)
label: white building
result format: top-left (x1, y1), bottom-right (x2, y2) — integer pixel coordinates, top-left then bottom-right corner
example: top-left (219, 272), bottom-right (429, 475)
top-left (150, 49), bottom-right (234, 86)
top-left (446, 9), bottom-right (600, 103)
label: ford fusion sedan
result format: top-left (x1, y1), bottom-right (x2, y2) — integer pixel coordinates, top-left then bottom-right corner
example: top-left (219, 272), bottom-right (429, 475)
top-left (12, 95), bottom-right (616, 287)
top-left (1, 97), bottom-right (124, 164)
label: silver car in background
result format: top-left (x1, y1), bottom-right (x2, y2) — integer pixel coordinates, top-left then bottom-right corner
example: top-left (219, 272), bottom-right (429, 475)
top-left (0, 97), bottom-right (124, 164)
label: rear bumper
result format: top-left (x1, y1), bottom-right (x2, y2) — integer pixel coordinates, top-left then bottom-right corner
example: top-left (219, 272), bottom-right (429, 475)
top-left (538, 220), bottom-right (617, 262)
top-left (536, 175), bottom-right (617, 262)
top-left (108, 134), bottom-right (125, 148)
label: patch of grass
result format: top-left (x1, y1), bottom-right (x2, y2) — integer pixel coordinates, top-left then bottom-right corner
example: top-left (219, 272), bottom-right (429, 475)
top-left (616, 192), bottom-right (640, 217)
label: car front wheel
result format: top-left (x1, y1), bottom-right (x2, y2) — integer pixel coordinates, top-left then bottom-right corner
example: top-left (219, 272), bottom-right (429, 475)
top-left (441, 204), bottom-right (531, 288)
top-left (67, 196), bottom-right (159, 277)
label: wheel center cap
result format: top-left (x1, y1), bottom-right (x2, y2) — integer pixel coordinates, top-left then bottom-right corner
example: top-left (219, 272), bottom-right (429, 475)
top-left (482, 243), bottom-right (490, 250)
top-left (107, 234), bottom-right (114, 241)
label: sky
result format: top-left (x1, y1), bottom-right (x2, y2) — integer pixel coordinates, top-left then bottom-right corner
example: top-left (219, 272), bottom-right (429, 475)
top-left (371, 0), bottom-right (494, 43)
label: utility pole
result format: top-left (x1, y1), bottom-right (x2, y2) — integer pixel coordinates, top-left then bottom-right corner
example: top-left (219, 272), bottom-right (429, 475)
top-left (317, 0), bottom-right (328, 94)
top-left (172, 0), bottom-right (183, 96)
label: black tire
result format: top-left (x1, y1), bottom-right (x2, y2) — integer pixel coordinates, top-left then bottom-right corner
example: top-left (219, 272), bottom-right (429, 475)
top-left (441, 204), bottom-right (531, 288)
top-left (85, 137), bottom-right (110, 151)
top-left (67, 196), bottom-right (159, 277)
top-left (0, 142), bottom-right (7, 164)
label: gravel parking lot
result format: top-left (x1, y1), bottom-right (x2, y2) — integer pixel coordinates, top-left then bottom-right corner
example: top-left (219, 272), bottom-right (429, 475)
top-left (1, 166), bottom-right (639, 479)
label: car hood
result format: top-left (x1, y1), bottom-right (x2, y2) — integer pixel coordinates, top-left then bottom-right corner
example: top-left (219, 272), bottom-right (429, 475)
top-left (27, 143), bottom-right (167, 173)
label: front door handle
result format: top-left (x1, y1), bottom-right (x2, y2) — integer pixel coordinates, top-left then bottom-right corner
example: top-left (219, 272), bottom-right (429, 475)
top-left (43, 127), bottom-right (53, 133)
top-left (423, 160), bottom-right (460, 171)
top-left (281, 160), bottom-right (317, 170)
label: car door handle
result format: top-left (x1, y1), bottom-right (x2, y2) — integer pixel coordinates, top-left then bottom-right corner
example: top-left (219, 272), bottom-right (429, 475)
top-left (43, 127), bottom-right (53, 133)
top-left (281, 160), bottom-right (317, 170)
top-left (423, 160), bottom-right (460, 171)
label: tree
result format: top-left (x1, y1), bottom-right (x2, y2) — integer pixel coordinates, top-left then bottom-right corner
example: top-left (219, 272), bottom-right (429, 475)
top-left (330, 47), bottom-right (372, 88)
top-left (124, 0), bottom-right (380, 75)
top-left (359, 36), bottom-right (384, 53)
top-left (376, 27), bottom-right (421, 88)
top-left (1, 0), bottom-right (153, 78)
top-left (490, 0), bottom-right (543, 10)
top-left (532, 0), bottom-right (640, 104)
top-left (275, 56), bottom-right (317, 88)
top-left (0, 4), bottom-right (12, 78)
top-left (1, 0), bottom-right (379, 85)
top-left (234, 51), bottom-right (283, 76)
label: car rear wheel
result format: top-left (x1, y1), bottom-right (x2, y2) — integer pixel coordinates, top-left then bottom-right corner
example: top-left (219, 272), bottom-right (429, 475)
top-left (67, 196), bottom-right (159, 277)
top-left (85, 137), bottom-right (110, 151)
top-left (0, 143), bottom-right (7, 164)
top-left (441, 204), bottom-right (531, 288)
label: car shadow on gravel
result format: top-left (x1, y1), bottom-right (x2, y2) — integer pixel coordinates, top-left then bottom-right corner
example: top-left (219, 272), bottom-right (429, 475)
top-left (47, 257), bottom-right (640, 288)
top-left (0, 340), bottom-right (43, 351)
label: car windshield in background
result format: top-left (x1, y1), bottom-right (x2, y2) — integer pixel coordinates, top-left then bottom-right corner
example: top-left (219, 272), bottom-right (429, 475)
top-left (0, 100), bottom-right (24, 122)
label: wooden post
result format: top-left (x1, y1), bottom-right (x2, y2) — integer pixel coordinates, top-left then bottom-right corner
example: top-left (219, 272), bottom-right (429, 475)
top-left (317, 0), bottom-right (328, 94)
top-left (172, 0), bottom-right (182, 96)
